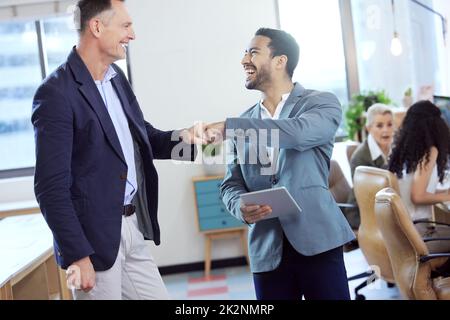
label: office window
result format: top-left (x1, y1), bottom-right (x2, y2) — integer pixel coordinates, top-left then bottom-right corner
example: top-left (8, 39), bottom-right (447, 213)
top-left (351, 0), bottom-right (446, 104)
top-left (0, 21), bottom-right (42, 172)
top-left (43, 16), bottom-right (79, 73)
top-left (278, 0), bottom-right (349, 137)
top-left (0, 15), bottom-right (130, 177)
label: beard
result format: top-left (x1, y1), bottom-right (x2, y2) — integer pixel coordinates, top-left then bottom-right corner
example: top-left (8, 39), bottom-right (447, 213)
top-left (245, 65), bottom-right (272, 90)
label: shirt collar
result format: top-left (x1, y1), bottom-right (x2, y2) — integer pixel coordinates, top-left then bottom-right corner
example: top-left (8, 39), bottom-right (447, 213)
top-left (95, 65), bottom-right (118, 85)
top-left (367, 134), bottom-right (386, 162)
top-left (260, 92), bottom-right (291, 117)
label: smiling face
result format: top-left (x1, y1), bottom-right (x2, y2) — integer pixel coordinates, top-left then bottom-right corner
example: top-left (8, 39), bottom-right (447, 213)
top-left (97, 0), bottom-right (135, 63)
top-left (241, 36), bottom-right (275, 91)
top-left (367, 113), bottom-right (394, 151)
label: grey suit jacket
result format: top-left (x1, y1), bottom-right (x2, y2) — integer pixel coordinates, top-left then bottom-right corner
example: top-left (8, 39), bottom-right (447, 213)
top-left (220, 83), bottom-right (355, 273)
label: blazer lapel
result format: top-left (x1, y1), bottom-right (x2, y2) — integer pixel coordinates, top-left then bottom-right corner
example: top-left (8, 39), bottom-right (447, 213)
top-left (111, 77), bottom-right (150, 149)
top-left (68, 48), bottom-right (126, 165)
top-left (248, 103), bottom-right (266, 167)
top-left (374, 156), bottom-right (387, 169)
top-left (250, 103), bottom-right (262, 119)
top-left (280, 82), bottom-right (306, 119)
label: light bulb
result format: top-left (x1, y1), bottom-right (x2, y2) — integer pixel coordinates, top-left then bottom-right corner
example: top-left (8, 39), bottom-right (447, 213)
top-left (391, 32), bottom-right (403, 56)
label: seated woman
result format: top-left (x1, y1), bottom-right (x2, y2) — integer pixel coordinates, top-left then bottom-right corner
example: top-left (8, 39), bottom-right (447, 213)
top-left (389, 100), bottom-right (450, 253)
top-left (389, 101), bottom-right (450, 220)
top-left (345, 104), bottom-right (394, 229)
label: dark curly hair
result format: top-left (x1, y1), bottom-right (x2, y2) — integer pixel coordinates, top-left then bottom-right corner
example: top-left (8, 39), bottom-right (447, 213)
top-left (388, 100), bottom-right (450, 183)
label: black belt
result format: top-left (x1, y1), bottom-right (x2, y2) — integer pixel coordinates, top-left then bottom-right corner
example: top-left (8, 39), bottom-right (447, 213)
top-left (123, 204), bottom-right (136, 217)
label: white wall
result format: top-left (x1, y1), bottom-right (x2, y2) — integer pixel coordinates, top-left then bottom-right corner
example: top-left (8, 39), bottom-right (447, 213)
top-left (126, 0), bottom-right (277, 267)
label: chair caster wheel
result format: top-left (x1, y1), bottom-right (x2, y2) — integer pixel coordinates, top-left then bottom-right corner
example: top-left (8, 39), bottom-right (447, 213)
top-left (355, 294), bottom-right (366, 300)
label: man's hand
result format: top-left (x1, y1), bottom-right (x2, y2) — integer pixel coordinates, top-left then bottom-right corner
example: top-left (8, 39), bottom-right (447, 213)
top-left (180, 122), bottom-right (208, 145)
top-left (240, 203), bottom-right (272, 224)
top-left (205, 121), bottom-right (225, 144)
top-left (68, 256), bottom-right (96, 293)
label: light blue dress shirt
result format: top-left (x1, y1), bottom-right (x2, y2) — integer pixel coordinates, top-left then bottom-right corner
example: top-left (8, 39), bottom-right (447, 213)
top-left (95, 66), bottom-right (137, 205)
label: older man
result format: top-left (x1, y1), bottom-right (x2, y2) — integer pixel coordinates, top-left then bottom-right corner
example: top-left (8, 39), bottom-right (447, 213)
top-left (32, 0), bottom-right (203, 300)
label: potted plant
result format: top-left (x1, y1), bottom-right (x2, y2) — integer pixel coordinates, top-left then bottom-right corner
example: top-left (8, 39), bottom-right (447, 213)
top-left (402, 87), bottom-right (413, 109)
top-left (345, 90), bottom-right (392, 142)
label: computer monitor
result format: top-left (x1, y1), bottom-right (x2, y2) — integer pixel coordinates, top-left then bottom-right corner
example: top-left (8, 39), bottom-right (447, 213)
top-left (433, 95), bottom-right (450, 127)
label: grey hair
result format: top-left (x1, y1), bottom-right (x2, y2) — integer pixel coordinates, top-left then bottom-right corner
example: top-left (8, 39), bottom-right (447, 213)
top-left (366, 103), bottom-right (393, 127)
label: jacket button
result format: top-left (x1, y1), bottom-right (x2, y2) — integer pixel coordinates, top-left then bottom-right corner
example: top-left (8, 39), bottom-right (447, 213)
top-left (120, 173), bottom-right (127, 180)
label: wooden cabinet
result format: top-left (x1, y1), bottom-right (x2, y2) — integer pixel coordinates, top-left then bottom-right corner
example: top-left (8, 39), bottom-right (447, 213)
top-left (193, 176), bottom-right (244, 233)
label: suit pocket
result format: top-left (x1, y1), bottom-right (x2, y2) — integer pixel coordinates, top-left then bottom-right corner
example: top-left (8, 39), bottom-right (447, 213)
top-left (291, 185), bottom-right (333, 213)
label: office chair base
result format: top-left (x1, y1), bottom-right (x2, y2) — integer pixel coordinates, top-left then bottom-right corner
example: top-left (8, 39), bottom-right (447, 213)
top-left (352, 270), bottom-right (378, 300)
top-left (347, 271), bottom-right (373, 282)
top-left (355, 294), bottom-right (366, 300)
top-left (348, 271), bottom-right (373, 300)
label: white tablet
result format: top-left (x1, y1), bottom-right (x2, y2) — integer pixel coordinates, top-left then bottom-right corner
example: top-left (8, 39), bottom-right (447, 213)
top-left (240, 187), bottom-right (302, 221)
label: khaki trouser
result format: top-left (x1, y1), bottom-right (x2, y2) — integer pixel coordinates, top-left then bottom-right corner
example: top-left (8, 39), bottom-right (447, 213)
top-left (73, 214), bottom-right (169, 300)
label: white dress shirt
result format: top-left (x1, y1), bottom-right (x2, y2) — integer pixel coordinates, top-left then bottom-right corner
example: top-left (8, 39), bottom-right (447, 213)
top-left (367, 134), bottom-right (387, 165)
top-left (95, 66), bottom-right (137, 205)
top-left (260, 92), bottom-right (291, 174)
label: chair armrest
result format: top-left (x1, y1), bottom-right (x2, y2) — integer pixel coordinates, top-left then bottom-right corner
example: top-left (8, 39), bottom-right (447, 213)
top-left (419, 253), bottom-right (450, 263)
top-left (423, 237), bottom-right (450, 243)
top-left (413, 219), bottom-right (450, 227)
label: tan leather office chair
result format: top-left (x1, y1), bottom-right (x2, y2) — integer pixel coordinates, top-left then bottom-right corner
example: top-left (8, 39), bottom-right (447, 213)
top-left (329, 160), bottom-right (359, 252)
top-left (349, 166), bottom-right (399, 299)
top-left (329, 160), bottom-right (353, 207)
top-left (375, 188), bottom-right (450, 300)
top-left (346, 142), bottom-right (360, 163)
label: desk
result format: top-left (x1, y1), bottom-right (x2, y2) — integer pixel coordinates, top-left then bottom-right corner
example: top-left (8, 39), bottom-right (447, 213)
top-left (0, 214), bottom-right (70, 300)
top-left (435, 179), bottom-right (450, 223)
top-left (0, 200), bottom-right (39, 219)
top-left (435, 202), bottom-right (450, 224)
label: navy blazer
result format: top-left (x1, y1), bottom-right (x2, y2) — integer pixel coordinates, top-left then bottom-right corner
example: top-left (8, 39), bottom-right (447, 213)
top-left (32, 48), bottom-right (193, 271)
